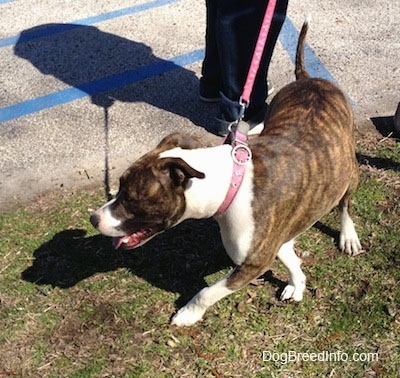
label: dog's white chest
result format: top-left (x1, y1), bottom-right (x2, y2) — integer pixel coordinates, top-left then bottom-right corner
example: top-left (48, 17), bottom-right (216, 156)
top-left (216, 163), bottom-right (255, 266)
top-left (160, 145), bottom-right (255, 266)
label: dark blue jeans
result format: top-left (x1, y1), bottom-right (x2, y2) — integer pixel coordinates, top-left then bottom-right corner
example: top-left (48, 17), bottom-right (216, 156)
top-left (201, 0), bottom-right (288, 123)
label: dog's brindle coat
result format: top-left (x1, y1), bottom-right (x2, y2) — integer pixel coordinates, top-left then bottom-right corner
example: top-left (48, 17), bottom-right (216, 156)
top-left (91, 20), bottom-right (362, 326)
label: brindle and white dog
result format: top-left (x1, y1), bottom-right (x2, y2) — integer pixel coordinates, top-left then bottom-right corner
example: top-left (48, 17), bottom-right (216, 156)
top-left (90, 19), bottom-right (362, 326)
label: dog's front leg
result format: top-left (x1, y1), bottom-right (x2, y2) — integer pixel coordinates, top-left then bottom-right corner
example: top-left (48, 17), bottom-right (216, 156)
top-left (171, 258), bottom-right (269, 326)
top-left (171, 274), bottom-right (235, 327)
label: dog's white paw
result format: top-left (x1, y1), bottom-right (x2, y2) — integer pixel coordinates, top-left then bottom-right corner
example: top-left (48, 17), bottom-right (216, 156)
top-left (339, 213), bottom-right (363, 256)
top-left (339, 232), bottom-right (363, 256)
top-left (280, 283), bottom-right (304, 302)
top-left (171, 304), bottom-right (205, 327)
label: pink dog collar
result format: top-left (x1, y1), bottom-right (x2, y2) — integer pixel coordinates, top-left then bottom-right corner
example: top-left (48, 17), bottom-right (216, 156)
top-left (215, 129), bottom-right (252, 216)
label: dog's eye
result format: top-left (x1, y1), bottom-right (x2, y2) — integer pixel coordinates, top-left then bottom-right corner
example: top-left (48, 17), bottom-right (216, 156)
top-left (114, 191), bottom-right (133, 208)
top-left (121, 195), bottom-right (135, 206)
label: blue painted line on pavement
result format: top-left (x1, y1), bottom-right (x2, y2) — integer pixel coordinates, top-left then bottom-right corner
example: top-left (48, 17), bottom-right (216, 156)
top-left (0, 0), bottom-right (179, 48)
top-left (0, 49), bottom-right (204, 123)
top-left (0, 11), bottom-right (350, 123)
top-left (0, 0), bottom-right (16, 4)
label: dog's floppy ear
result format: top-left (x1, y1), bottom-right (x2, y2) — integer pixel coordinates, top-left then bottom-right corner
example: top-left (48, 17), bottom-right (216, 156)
top-left (158, 157), bottom-right (205, 187)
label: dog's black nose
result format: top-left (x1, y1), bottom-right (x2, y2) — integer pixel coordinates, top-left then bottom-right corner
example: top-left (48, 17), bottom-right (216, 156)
top-left (90, 213), bottom-right (100, 229)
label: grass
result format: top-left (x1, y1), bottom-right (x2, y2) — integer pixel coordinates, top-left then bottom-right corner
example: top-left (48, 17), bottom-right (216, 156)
top-left (0, 131), bottom-right (399, 377)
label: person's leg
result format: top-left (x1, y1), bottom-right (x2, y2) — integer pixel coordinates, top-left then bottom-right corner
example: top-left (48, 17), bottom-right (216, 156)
top-left (246, 0), bottom-right (288, 121)
top-left (199, 0), bottom-right (221, 102)
top-left (215, 0), bottom-right (288, 134)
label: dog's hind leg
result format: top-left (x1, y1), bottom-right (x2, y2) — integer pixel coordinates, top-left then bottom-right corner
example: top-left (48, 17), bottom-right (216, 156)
top-left (338, 167), bottom-right (362, 255)
top-left (277, 240), bottom-right (306, 301)
top-left (338, 191), bottom-right (362, 255)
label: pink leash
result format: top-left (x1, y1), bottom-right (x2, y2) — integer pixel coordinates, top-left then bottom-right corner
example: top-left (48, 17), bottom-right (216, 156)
top-left (240, 0), bottom-right (278, 109)
top-left (215, 0), bottom-right (278, 216)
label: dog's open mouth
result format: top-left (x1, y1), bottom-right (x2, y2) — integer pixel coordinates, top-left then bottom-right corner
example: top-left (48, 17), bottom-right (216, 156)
top-left (112, 228), bottom-right (157, 250)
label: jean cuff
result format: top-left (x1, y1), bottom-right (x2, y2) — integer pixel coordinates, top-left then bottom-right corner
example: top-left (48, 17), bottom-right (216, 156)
top-left (219, 92), bottom-right (244, 122)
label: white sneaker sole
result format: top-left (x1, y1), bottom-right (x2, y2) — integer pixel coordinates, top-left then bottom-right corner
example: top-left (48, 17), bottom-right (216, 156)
top-left (247, 122), bottom-right (264, 136)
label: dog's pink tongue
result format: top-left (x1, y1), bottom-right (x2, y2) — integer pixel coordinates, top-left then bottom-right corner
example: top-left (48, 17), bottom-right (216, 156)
top-left (112, 236), bottom-right (130, 250)
top-left (112, 229), bottom-right (153, 249)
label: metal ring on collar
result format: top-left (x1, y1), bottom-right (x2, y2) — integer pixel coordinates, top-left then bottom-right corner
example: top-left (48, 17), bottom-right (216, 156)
top-left (232, 144), bottom-right (252, 165)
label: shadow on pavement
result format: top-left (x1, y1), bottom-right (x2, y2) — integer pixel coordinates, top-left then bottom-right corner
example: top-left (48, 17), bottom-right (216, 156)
top-left (14, 23), bottom-right (218, 198)
top-left (14, 23), bottom-right (217, 130)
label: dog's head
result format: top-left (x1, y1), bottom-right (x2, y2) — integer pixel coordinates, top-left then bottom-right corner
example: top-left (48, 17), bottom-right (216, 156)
top-left (90, 133), bottom-right (206, 249)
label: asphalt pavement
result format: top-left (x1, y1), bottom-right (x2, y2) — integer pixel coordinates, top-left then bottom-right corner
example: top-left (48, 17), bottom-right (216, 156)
top-left (1, 0), bottom-right (399, 210)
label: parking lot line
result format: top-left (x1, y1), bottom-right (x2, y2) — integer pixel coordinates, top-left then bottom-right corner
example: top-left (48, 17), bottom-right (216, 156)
top-left (0, 49), bottom-right (204, 123)
top-left (1, 3), bottom-right (344, 124)
top-left (0, 0), bottom-right (179, 48)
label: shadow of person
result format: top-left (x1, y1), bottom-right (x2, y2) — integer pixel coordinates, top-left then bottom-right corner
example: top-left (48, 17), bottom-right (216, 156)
top-left (370, 115), bottom-right (400, 139)
top-left (357, 152), bottom-right (400, 173)
top-left (14, 23), bottom-right (217, 129)
top-left (21, 219), bottom-right (234, 306)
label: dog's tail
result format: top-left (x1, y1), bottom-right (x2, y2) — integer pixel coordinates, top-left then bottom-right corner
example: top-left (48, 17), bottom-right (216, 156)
top-left (295, 15), bottom-right (311, 81)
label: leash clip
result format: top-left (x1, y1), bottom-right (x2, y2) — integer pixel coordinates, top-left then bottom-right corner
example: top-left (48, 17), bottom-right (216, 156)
top-left (238, 96), bottom-right (248, 121)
